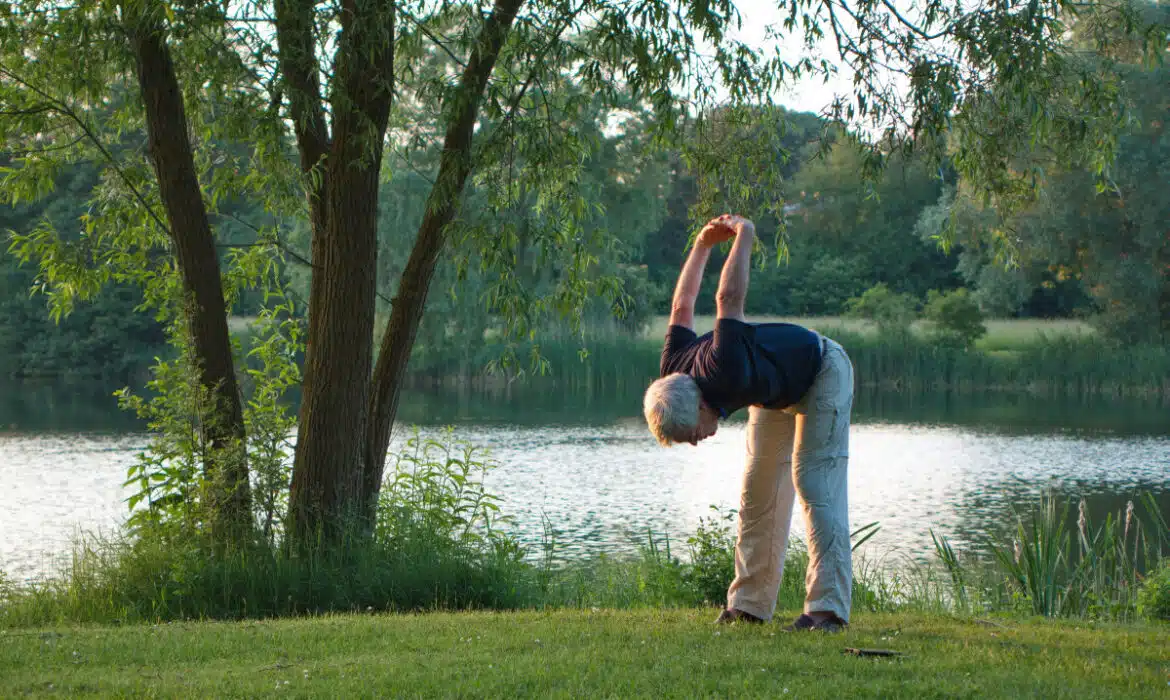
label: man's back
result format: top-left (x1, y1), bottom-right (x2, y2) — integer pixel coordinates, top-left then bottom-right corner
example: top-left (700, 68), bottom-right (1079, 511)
top-left (659, 318), bottom-right (822, 417)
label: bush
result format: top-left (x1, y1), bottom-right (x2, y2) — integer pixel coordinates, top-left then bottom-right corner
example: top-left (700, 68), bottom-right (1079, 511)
top-left (683, 506), bottom-right (737, 605)
top-left (923, 288), bottom-right (986, 348)
top-left (1137, 560), bottom-right (1170, 622)
top-left (845, 283), bottom-right (918, 338)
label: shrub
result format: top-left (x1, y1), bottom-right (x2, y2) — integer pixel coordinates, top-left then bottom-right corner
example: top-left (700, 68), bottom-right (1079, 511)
top-left (923, 288), bottom-right (987, 348)
top-left (683, 506), bottom-right (737, 605)
top-left (1137, 560), bottom-right (1170, 622)
top-left (845, 283), bottom-right (918, 338)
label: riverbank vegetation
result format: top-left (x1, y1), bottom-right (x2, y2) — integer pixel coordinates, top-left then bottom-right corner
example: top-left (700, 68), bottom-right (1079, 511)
top-left (2, 428), bottom-right (1167, 628)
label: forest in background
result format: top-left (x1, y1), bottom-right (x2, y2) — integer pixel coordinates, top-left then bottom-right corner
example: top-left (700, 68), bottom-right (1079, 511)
top-left (2, 13), bottom-right (1166, 384)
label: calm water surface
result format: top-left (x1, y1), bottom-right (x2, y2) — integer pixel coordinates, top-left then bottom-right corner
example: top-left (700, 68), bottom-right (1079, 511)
top-left (2, 383), bottom-right (1168, 581)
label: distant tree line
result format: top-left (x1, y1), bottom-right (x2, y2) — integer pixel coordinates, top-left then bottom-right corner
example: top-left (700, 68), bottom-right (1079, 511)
top-left (3, 4), bottom-right (1166, 385)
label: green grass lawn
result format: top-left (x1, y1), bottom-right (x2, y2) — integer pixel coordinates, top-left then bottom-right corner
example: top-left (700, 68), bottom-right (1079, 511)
top-left (2, 609), bottom-right (1166, 698)
top-left (642, 315), bottom-right (1094, 350)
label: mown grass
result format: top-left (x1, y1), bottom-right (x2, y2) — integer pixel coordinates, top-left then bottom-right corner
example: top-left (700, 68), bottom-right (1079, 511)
top-left (2, 609), bottom-right (1168, 698)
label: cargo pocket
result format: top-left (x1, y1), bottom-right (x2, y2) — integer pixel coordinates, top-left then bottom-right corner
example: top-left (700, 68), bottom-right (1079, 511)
top-left (805, 351), bottom-right (850, 459)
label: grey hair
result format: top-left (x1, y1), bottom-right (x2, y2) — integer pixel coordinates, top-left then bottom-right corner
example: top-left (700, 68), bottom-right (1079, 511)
top-left (643, 373), bottom-right (700, 446)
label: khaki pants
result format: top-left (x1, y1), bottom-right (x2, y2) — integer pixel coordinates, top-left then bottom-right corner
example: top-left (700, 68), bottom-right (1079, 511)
top-left (726, 337), bottom-right (854, 622)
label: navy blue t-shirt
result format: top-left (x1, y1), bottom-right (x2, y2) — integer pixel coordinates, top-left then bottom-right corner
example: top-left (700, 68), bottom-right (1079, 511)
top-left (659, 319), bottom-right (823, 417)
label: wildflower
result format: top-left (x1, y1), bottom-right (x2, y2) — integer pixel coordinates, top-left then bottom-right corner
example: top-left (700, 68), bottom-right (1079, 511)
top-left (1124, 501), bottom-right (1135, 542)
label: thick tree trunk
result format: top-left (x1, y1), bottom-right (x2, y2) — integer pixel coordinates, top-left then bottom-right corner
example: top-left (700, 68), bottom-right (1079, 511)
top-left (284, 0), bottom-right (396, 544)
top-left (363, 0), bottom-right (526, 523)
top-left (286, 160), bottom-right (381, 541)
top-left (127, 12), bottom-right (251, 541)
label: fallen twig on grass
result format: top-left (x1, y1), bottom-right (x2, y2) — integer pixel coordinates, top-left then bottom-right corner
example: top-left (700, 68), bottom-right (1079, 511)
top-left (843, 647), bottom-right (904, 657)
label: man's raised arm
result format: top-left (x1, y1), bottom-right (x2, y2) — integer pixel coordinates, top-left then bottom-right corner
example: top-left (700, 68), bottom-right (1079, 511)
top-left (714, 215), bottom-right (755, 322)
top-left (668, 218), bottom-right (735, 330)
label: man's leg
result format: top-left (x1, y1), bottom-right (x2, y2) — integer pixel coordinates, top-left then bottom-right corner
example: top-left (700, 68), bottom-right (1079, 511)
top-left (725, 406), bottom-right (798, 621)
top-left (792, 340), bottom-right (854, 624)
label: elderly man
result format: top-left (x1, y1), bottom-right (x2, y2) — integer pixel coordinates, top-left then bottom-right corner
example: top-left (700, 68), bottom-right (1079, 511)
top-left (642, 214), bottom-right (854, 632)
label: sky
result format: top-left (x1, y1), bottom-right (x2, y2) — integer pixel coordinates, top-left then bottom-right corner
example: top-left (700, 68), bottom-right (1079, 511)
top-left (721, 0), bottom-right (859, 116)
top-left (712, 0), bottom-right (925, 128)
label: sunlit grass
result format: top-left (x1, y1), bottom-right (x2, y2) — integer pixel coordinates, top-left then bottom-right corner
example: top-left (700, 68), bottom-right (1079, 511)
top-left (2, 609), bottom-right (1167, 698)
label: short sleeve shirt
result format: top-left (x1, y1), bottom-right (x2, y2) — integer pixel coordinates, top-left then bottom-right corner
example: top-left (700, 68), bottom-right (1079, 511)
top-left (659, 319), bottom-right (823, 418)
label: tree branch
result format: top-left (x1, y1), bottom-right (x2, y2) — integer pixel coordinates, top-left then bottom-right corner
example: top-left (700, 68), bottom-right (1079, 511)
top-left (397, 7), bottom-right (469, 69)
top-left (365, 0), bottom-right (527, 517)
top-left (273, 0), bottom-right (330, 230)
top-left (0, 63), bottom-right (173, 238)
top-left (0, 133), bottom-right (86, 156)
top-left (880, 0), bottom-right (950, 41)
top-left (212, 213), bottom-right (398, 309)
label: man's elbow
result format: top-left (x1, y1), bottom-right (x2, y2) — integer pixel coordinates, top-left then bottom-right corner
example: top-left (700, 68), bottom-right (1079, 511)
top-left (715, 290), bottom-right (745, 309)
top-left (671, 298), bottom-right (696, 316)
top-left (715, 290), bottom-right (746, 320)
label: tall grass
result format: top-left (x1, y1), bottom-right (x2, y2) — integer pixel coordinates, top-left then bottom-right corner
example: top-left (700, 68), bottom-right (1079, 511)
top-left (832, 331), bottom-right (1170, 397)
top-left (639, 315), bottom-right (1095, 347)
top-left (0, 529), bottom-right (532, 626)
top-left (406, 327), bottom-right (1170, 400)
top-left (928, 491), bottom-right (1170, 619)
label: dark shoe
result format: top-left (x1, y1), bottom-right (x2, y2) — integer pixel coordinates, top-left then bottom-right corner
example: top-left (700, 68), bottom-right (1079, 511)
top-left (714, 608), bottom-right (765, 625)
top-left (812, 615), bottom-right (847, 633)
top-left (784, 613), bottom-right (847, 633)
top-left (783, 613), bottom-right (817, 631)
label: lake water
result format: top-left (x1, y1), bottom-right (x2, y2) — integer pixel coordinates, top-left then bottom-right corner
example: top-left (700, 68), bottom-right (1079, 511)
top-left (2, 382), bottom-right (1168, 582)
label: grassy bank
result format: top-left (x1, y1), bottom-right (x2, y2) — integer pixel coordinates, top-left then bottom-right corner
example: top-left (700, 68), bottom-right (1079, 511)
top-left (3, 609), bottom-right (1168, 698)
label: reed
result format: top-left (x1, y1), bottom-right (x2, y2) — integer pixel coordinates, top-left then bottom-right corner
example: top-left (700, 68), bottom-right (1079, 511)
top-left (403, 327), bottom-right (1170, 399)
top-left (929, 490), bottom-right (1170, 619)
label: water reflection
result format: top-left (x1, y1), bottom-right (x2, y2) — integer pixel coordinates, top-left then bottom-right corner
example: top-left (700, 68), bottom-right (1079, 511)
top-left (454, 422), bottom-right (1170, 564)
top-left (0, 381), bottom-right (141, 433)
top-left (3, 379), bottom-right (1167, 436)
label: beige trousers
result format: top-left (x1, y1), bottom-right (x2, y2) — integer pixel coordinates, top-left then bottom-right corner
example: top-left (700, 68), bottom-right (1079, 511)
top-left (726, 337), bottom-right (854, 622)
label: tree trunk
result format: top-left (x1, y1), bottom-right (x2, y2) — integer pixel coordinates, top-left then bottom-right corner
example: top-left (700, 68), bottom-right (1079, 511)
top-left (285, 0), bottom-right (395, 544)
top-left (127, 11), bottom-right (251, 542)
top-left (363, 0), bottom-right (526, 523)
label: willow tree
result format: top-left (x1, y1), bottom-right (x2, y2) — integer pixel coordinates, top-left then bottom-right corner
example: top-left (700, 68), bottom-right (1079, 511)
top-left (1, 0), bottom-right (1159, 544)
top-left (916, 0), bottom-right (1169, 341)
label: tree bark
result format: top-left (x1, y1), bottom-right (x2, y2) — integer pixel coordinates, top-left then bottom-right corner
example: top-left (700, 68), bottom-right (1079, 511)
top-left (126, 10), bottom-right (251, 542)
top-left (284, 0), bottom-right (396, 543)
top-left (363, 0), bottom-right (526, 523)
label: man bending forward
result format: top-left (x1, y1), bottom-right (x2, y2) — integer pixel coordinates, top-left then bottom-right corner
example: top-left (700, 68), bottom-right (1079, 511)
top-left (642, 214), bottom-right (854, 632)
